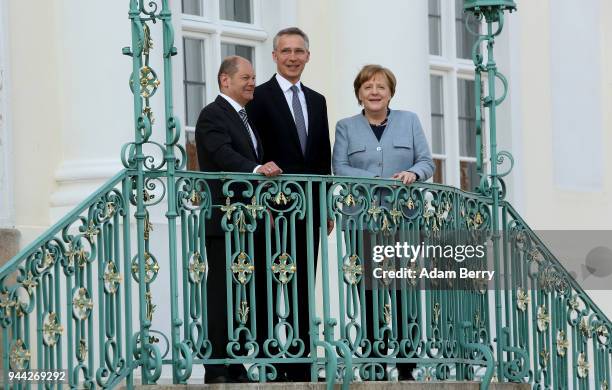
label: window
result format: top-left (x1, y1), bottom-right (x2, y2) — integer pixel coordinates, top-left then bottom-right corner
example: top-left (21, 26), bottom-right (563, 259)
top-left (182, 0), bottom-right (203, 16)
top-left (183, 38), bottom-right (206, 128)
top-left (220, 0), bottom-right (252, 23)
top-left (428, 0), bottom-right (442, 56)
top-left (428, 0), bottom-right (483, 192)
top-left (430, 74), bottom-right (445, 184)
top-left (454, 0), bottom-right (479, 60)
top-left (457, 79), bottom-right (477, 191)
top-left (181, 0), bottom-right (265, 170)
top-left (221, 43), bottom-right (254, 63)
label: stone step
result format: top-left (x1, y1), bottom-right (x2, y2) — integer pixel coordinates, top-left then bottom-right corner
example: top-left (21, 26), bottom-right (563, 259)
top-left (125, 382), bottom-right (529, 390)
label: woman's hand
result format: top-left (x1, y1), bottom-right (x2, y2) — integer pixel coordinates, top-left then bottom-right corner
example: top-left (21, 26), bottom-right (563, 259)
top-left (391, 171), bottom-right (417, 185)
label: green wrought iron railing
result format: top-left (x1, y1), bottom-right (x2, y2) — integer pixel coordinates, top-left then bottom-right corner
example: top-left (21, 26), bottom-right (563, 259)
top-left (2, 1), bottom-right (611, 389)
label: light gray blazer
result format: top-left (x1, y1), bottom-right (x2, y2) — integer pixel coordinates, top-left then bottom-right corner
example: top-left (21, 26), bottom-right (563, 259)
top-left (332, 110), bottom-right (435, 181)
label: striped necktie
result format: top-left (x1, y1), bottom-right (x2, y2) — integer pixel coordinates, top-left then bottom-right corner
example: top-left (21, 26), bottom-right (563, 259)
top-left (238, 109), bottom-right (258, 158)
top-left (290, 85), bottom-right (307, 155)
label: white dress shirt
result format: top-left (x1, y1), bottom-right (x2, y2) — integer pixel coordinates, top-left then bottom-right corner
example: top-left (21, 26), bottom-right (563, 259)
top-left (219, 93), bottom-right (260, 173)
top-left (275, 73), bottom-right (309, 133)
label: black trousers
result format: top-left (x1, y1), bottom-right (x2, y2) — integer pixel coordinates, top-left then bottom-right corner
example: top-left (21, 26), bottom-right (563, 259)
top-left (204, 236), bottom-right (249, 380)
top-left (253, 217), bottom-right (320, 382)
top-left (362, 234), bottom-right (416, 380)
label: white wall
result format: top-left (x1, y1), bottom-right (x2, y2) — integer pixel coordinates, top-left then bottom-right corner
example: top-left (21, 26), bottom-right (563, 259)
top-left (516, 0), bottom-right (612, 229)
top-left (0, 0), bottom-right (13, 227)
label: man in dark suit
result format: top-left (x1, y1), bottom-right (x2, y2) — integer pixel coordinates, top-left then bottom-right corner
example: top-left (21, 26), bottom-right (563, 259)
top-left (195, 55), bottom-right (282, 383)
top-left (246, 27), bottom-right (333, 382)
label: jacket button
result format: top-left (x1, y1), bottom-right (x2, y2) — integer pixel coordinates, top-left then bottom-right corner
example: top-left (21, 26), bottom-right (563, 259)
top-left (378, 162), bottom-right (382, 166)
top-left (376, 146), bottom-right (382, 151)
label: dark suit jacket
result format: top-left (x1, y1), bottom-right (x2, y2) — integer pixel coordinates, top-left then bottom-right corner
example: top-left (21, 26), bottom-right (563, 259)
top-left (196, 95), bottom-right (263, 236)
top-left (246, 75), bottom-right (331, 177)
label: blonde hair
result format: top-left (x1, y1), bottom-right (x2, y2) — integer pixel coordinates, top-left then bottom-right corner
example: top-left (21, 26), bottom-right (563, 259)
top-left (353, 64), bottom-right (397, 105)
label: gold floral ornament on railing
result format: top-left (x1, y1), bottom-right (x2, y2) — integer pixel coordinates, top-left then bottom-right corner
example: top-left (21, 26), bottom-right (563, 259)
top-left (556, 330), bottom-right (568, 357)
top-left (537, 305), bottom-right (550, 332)
top-left (22, 272), bottom-right (37, 293)
top-left (84, 221), bottom-right (100, 242)
top-left (577, 352), bottom-right (589, 378)
top-left (367, 202), bottom-right (383, 222)
top-left (221, 197), bottom-right (237, 220)
top-left (433, 303), bottom-right (441, 325)
top-left (384, 303), bottom-right (392, 325)
top-left (238, 300), bottom-right (249, 324)
top-left (145, 291), bottom-right (156, 322)
top-left (246, 197), bottom-right (264, 218)
top-left (516, 287), bottom-right (531, 311)
top-left (188, 251), bottom-right (206, 283)
top-left (144, 212), bottom-right (154, 241)
top-left (10, 339), bottom-right (30, 370)
top-left (43, 311), bottom-right (63, 347)
top-left (131, 252), bottom-right (160, 283)
top-left (77, 339), bottom-right (88, 362)
top-left (343, 193), bottom-right (356, 207)
top-left (274, 191), bottom-right (288, 206)
top-left (73, 287), bottom-right (94, 320)
top-left (43, 250), bottom-right (55, 269)
top-left (103, 261), bottom-right (122, 294)
top-left (66, 244), bottom-right (87, 268)
top-left (539, 348), bottom-right (549, 368)
top-left (0, 291), bottom-right (17, 311)
top-left (343, 254), bottom-right (363, 285)
top-left (231, 252), bottom-right (254, 285)
top-left (580, 317), bottom-right (592, 338)
top-left (271, 253), bottom-right (296, 284)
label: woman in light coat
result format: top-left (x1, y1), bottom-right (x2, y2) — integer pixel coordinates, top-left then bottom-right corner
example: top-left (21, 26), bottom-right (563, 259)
top-left (331, 64), bottom-right (434, 381)
top-left (332, 64), bottom-right (434, 183)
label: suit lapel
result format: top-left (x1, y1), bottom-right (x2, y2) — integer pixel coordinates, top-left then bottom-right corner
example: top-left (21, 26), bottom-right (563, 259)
top-left (269, 76), bottom-right (304, 156)
top-left (215, 96), bottom-right (260, 162)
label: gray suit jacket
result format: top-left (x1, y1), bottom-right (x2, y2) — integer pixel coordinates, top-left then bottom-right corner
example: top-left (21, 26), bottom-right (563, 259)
top-left (332, 110), bottom-right (435, 180)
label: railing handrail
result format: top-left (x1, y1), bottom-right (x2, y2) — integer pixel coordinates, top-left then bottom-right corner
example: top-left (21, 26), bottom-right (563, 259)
top-left (0, 169), bottom-right (128, 277)
top-left (502, 200), bottom-right (612, 327)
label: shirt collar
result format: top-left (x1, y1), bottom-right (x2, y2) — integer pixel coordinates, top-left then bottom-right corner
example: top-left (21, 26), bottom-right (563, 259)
top-left (275, 73), bottom-right (302, 93)
top-left (219, 93), bottom-right (245, 113)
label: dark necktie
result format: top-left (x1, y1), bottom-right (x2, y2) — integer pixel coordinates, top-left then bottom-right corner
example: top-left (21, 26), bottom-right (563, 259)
top-left (290, 85), bottom-right (307, 155)
top-left (238, 109), bottom-right (258, 158)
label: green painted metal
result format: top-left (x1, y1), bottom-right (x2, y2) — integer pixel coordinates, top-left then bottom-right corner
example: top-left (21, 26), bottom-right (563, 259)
top-left (1, 1), bottom-right (611, 390)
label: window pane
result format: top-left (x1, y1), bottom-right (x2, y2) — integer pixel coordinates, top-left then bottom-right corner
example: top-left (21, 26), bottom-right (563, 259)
top-left (182, 0), bottom-right (203, 16)
top-left (460, 161), bottom-right (478, 191)
top-left (184, 38), bottom-right (206, 81)
top-left (185, 84), bottom-right (206, 127)
top-left (221, 43), bottom-right (254, 64)
top-left (457, 79), bottom-right (476, 157)
top-left (430, 75), bottom-right (444, 154)
top-left (455, 0), bottom-right (479, 59)
top-left (433, 159), bottom-right (445, 184)
top-left (220, 0), bottom-right (252, 23)
top-left (183, 38), bottom-right (206, 127)
top-left (428, 0), bottom-right (442, 55)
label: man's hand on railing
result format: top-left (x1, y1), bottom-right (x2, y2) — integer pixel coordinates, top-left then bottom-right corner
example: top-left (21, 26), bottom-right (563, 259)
top-left (327, 218), bottom-right (334, 236)
top-left (256, 161), bottom-right (283, 177)
top-left (391, 170), bottom-right (417, 185)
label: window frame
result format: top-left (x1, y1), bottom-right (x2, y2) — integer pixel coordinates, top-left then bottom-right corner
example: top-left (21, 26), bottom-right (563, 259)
top-left (428, 0), bottom-right (488, 191)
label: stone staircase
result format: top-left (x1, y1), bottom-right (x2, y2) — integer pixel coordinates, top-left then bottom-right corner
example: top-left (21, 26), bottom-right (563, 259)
top-left (125, 382), bottom-right (530, 390)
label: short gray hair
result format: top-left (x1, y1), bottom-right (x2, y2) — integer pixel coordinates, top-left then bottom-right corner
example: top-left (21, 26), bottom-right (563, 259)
top-left (272, 27), bottom-right (309, 51)
top-left (217, 56), bottom-right (242, 88)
